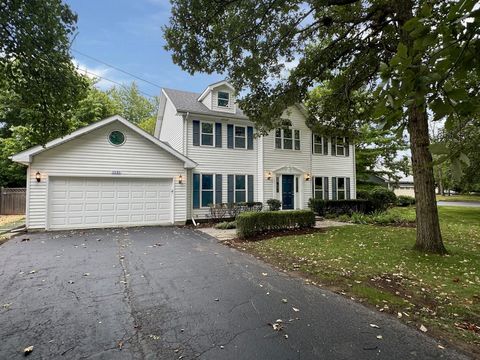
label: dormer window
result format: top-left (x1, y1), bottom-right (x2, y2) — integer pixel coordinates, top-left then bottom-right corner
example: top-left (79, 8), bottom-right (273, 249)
top-left (218, 91), bottom-right (230, 107)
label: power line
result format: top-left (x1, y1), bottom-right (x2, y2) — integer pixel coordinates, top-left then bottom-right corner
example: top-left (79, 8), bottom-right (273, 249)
top-left (72, 48), bottom-right (164, 89)
top-left (77, 68), bottom-right (158, 98)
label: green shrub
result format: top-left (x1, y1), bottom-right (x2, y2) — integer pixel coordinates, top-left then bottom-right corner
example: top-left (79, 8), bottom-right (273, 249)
top-left (214, 221), bottom-right (237, 229)
top-left (368, 187), bottom-right (397, 210)
top-left (209, 202), bottom-right (263, 220)
top-left (356, 189), bottom-right (371, 200)
top-left (397, 195), bottom-right (416, 207)
top-left (236, 210), bottom-right (315, 239)
top-left (308, 198), bottom-right (325, 216)
top-left (266, 198), bottom-right (282, 211)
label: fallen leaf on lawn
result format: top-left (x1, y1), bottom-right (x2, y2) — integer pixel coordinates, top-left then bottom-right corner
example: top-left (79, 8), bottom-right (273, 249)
top-left (292, 307), bottom-right (300, 312)
top-left (262, 273), bottom-right (268, 276)
top-left (376, 335), bottom-right (383, 340)
top-left (281, 298), bottom-right (288, 303)
top-left (397, 312), bottom-right (402, 318)
top-left (438, 345), bottom-right (445, 350)
top-left (369, 324), bottom-right (380, 329)
top-left (23, 346), bottom-right (33, 355)
top-left (420, 325), bottom-right (428, 332)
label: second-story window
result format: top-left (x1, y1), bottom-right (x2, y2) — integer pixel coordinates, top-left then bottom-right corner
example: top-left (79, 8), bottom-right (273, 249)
top-left (201, 122), bottom-right (214, 146)
top-left (313, 135), bottom-right (325, 154)
top-left (275, 128), bottom-right (300, 150)
top-left (218, 91), bottom-right (229, 107)
top-left (234, 126), bottom-right (246, 148)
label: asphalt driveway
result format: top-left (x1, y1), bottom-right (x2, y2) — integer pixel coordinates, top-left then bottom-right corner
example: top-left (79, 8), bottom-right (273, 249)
top-left (0, 226), bottom-right (467, 359)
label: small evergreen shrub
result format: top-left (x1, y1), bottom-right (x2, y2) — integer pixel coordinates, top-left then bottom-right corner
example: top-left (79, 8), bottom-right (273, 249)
top-left (309, 198), bottom-right (375, 216)
top-left (209, 202), bottom-right (263, 220)
top-left (368, 187), bottom-right (397, 211)
top-left (266, 198), bottom-right (282, 211)
top-left (397, 195), bottom-right (416, 207)
top-left (237, 210), bottom-right (315, 239)
top-left (308, 198), bottom-right (325, 216)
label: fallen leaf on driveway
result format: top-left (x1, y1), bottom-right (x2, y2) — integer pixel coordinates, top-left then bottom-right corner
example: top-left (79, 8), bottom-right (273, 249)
top-left (420, 325), bottom-right (428, 332)
top-left (29, 270), bottom-right (36, 274)
top-left (21, 238), bottom-right (30, 242)
top-left (281, 299), bottom-right (288, 303)
top-left (117, 340), bottom-right (123, 350)
top-left (369, 324), bottom-right (380, 329)
top-left (292, 307), bottom-right (300, 312)
top-left (270, 319), bottom-right (284, 331)
top-left (262, 273), bottom-right (268, 276)
top-left (284, 334), bottom-right (289, 339)
top-left (214, 298), bottom-right (219, 301)
top-left (23, 346), bottom-right (33, 355)
top-left (68, 280), bottom-right (74, 284)
top-left (438, 345), bottom-right (445, 349)
top-left (83, 273), bottom-right (90, 277)
top-left (2, 303), bottom-right (11, 309)
top-left (376, 335), bottom-right (383, 340)
top-left (397, 312), bottom-right (402, 318)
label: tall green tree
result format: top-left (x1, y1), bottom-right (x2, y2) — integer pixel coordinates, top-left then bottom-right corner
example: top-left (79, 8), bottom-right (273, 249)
top-left (165, 0), bottom-right (479, 253)
top-left (0, 0), bottom-right (88, 143)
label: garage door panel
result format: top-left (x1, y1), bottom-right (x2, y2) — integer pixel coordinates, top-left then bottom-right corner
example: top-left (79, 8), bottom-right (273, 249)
top-left (49, 177), bottom-right (173, 230)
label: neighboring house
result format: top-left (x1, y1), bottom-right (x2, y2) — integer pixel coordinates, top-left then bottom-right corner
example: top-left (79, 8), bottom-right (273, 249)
top-left (12, 80), bottom-right (356, 231)
top-left (392, 175), bottom-right (415, 197)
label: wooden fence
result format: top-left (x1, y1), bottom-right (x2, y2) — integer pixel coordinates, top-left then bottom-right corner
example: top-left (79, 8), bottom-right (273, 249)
top-left (0, 187), bottom-right (26, 215)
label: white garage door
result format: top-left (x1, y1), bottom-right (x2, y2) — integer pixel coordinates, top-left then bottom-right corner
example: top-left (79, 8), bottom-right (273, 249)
top-left (48, 177), bottom-right (173, 230)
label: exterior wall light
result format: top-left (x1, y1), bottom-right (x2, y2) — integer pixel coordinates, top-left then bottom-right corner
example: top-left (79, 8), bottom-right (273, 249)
top-left (36, 171), bottom-right (41, 183)
top-left (266, 171), bottom-right (272, 180)
top-left (178, 175), bottom-right (183, 184)
top-left (305, 173), bottom-right (311, 181)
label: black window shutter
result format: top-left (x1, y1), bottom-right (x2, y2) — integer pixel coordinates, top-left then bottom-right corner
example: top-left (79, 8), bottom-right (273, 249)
top-left (192, 120), bottom-right (200, 146)
top-left (227, 124), bottom-right (234, 148)
top-left (323, 137), bottom-right (329, 155)
top-left (215, 174), bottom-right (222, 204)
top-left (345, 137), bottom-right (350, 157)
top-left (331, 137), bottom-right (336, 156)
top-left (332, 177), bottom-right (337, 200)
top-left (247, 175), bottom-right (254, 202)
top-left (346, 177), bottom-right (351, 199)
top-left (215, 123), bottom-right (222, 148)
top-left (247, 126), bottom-right (254, 150)
top-left (227, 175), bottom-right (234, 203)
top-left (193, 174), bottom-right (200, 209)
top-left (324, 177), bottom-right (329, 200)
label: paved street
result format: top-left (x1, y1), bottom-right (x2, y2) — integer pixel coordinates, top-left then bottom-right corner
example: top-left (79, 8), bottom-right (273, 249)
top-left (0, 226), bottom-right (468, 359)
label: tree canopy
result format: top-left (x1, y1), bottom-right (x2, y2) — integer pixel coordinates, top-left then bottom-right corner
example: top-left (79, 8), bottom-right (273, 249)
top-left (165, 0), bottom-right (479, 253)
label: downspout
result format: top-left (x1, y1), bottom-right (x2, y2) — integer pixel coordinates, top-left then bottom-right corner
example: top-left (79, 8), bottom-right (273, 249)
top-left (184, 112), bottom-right (197, 226)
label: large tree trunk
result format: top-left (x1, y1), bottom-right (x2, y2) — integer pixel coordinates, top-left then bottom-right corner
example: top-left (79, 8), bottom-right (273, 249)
top-left (408, 105), bottom-right (447, 254)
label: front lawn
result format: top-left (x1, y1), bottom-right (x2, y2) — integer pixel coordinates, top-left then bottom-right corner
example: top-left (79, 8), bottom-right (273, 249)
top-left (239, 206), bottom-right (480, 354)
top-left (437, 194), bottom-right (480, 203)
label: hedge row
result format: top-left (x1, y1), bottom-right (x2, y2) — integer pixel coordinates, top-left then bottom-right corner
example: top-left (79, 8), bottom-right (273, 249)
top-left (308, 199), bottom-right (376, 216)
top-left (237, 210), bottom-right (315, 239)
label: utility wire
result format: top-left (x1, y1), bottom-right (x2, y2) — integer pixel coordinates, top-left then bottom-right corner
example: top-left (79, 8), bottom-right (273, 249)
top-left (77, 68), bottom-right (158, 98)
top-left (72, 48), bottom-right (163, 89)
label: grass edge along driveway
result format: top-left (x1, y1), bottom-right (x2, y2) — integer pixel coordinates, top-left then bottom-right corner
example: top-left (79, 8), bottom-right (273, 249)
top-left (238, 206), bottom-right (480, 357)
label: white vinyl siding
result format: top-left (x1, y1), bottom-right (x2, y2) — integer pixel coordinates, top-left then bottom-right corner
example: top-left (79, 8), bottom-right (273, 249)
top-left (158, 96), bottom-right (184, 153)
top-left (28, 121), bottom-right (187, 229)
top-left (211, 85), bottom-right (236, 113)
top-left (186, 117), bottom-right (258, 219)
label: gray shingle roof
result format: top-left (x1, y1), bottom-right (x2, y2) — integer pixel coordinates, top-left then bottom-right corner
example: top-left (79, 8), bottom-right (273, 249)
top-left (163, 88), bottom-right (248, 119)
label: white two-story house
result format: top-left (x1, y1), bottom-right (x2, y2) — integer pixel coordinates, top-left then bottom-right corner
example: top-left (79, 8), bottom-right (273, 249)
top-left (156, 80), bottom-right (356, 220)
top-left (12, 80), bottom-right (355, 230)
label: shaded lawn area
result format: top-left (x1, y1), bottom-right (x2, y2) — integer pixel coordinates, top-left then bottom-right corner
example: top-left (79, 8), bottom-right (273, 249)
top-left (240, 206), bottom-right (480, 354)
top-left (437, 194), bottom-right (480, 203)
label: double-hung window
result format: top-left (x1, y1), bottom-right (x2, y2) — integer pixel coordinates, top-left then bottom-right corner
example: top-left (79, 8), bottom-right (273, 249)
top-left (336, 177), bottom-right (346, 200)
top-left (336, 137), bottom-right (345, 156)
top-left (314, 177), bottom-right (323, 199)
top-left (201, 174), bottom-right (214, 207)
top-left (235, 175), bottom-right (246, 202)
top-left (201, 122), bottom-right (214, 146)
top-left (234, 126), bottom-right (246, 148)
top-left (218, 91), bottom-right (229, 107)
top-left (275, 128), bottom-right (300, 150)
top-left (313, 135), bottom-right (325, 154)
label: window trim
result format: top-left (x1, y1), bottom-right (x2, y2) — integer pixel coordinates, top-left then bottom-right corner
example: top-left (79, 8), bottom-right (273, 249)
top-left (336, 177), bottom-right (346, 200)
top-left (200, 121), bottom-right (215, 147)
top-left (217, 91), bottom-right (230, 107)
top-left (108, 130), bottom-right (126, 146)
top-left (314, 177), bottom-right (324, 199)
top-left (274, 128), bottom-right (301, 151)
top-left (234, 174), bottom-right (247, 203)
top-left (200, 173), bottom-right (215, 208)
top-left (336, 136), bottom-right (346, 157)
top-left (234, 125), bottom-right (246, 149)
top-left (313, 134), bottom-right (326, 155)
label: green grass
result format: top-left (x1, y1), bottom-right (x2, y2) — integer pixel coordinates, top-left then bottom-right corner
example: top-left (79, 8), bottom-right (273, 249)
top-left (437, 194), bottom-right (480, 202)
top-left (241, 206), bottom-right (480, 351)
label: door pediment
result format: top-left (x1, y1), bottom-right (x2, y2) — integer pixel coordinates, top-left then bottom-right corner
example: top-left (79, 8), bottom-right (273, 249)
top-left (272, 165), bottom-right (305, 175)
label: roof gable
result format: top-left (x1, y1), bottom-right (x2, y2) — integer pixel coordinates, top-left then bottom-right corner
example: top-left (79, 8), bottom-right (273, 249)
top-left (11, 115), bottom-right (197, 169)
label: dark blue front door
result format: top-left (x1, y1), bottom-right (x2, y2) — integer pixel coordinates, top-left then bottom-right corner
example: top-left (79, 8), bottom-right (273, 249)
top-left (282, 175), bottom-right (294, 210)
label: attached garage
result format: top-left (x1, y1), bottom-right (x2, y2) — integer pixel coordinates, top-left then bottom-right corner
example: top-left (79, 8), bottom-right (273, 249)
top-left (11, 116), bottom-right (196, 231)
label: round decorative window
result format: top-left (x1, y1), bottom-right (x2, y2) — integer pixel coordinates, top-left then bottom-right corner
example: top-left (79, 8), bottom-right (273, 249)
top-left (108, 130), bottom-right (126, 146)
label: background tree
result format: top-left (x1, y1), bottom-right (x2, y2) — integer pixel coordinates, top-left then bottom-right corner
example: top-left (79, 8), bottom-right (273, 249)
top-left (164, 0), bottom-right (479, 254)
top-left (0, 0), bottom-right (88, 143)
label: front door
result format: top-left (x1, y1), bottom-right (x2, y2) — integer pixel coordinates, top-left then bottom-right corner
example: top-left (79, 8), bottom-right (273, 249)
top-left (282, 175), bottom-right (294, 210)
